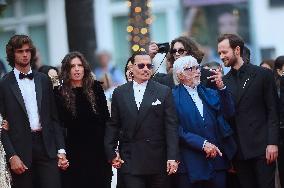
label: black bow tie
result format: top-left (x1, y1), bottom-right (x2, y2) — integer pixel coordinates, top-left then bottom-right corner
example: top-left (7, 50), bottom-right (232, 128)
top-left (19, 72), bottom-right (34, 80)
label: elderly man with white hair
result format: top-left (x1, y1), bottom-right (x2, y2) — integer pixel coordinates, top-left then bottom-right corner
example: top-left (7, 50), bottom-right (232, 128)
top-left (172, 55), bottom-right (237, 188)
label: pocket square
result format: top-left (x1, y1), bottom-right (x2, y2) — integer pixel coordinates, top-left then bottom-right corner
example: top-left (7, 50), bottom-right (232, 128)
top-left (152, 99), bottom-right (161, 105)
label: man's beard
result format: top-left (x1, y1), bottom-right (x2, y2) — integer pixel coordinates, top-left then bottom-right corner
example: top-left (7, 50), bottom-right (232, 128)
top-left (223, 55), bottom-right (238, 67)
top-left (16, 60), bottom-right (31, 68)
top-left (192, 78), bottom-right (200, 88)
top-left (185, 75), bottom-right (200, 88)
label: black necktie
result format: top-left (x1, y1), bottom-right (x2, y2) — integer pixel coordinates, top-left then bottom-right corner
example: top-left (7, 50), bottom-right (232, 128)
top-left (19, 72), bottom-right (34, 80)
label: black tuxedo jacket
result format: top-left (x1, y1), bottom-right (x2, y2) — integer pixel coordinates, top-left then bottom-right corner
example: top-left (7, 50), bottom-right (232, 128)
top-left (0, 71), bottom-right (65, 167)
top-left (223, 63), bottom-right (279, 159)
top-left (104, 80), bottom-right (179, 175)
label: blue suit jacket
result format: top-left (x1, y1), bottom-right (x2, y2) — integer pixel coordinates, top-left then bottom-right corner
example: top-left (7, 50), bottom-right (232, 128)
top-left (172, 84), bottom-right (237, 182)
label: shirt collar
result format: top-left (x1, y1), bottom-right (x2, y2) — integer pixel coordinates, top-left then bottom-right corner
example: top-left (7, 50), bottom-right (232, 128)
top-left (133, 80), bottom-right (148, 87)
top-left (14, 67), bottom-right (32, 78)
top-left (183, 84), bottom-right (198, 94)
top-left (231, 63), bottom-right (248, 76)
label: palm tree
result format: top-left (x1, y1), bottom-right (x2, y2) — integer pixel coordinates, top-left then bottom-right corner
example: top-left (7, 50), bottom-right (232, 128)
top-left (65, 0), bottom-right (96, 68)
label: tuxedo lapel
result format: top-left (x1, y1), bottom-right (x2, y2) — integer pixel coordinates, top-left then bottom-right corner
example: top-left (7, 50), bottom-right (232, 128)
top-left (8, 72), bottom-right (28, 116)
top-left (123, 82), bottom-right (138, 117)
top-left (134, 80), bottom-right (156, 134)
top-left (33, 72), bottom-right (42, 113)
top-left (236, 66), bottom-right (256, 105)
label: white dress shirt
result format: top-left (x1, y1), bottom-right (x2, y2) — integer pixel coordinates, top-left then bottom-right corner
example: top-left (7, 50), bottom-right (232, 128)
top-left (133, 80), bottom-right (148, 110)
top-left (184, 84), bottom-right (203, 118)
top-left (14, 68), bottom-right (41, 130)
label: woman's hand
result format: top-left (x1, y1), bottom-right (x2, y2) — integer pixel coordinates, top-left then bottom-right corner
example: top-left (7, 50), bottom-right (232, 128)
top-left (148, 41), bottom-right (159, 59)
top-left (1, 120), bottom-right (9, 130)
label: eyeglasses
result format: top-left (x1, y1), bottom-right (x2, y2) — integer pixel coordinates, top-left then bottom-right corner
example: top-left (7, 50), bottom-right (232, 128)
top-left (171, 48), bottom-right (186, 55)
top-left (183, 65), bottom-right (201, 72)
top-left (135, 63), bottom-right (154, 70)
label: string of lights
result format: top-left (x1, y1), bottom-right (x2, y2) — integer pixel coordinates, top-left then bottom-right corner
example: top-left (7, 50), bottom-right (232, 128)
top-left (127, 0), bottom-right (152, 52)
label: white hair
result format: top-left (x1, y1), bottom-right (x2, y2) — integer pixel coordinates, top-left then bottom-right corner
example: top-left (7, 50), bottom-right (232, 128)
top-left (173, 55), bottom-right (198, 85)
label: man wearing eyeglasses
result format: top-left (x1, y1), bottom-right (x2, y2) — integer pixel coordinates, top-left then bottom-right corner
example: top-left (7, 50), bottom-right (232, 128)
top-left (104, 51), bottom-right (179, 188)
top-left (171, 55), bottom-right (236, 188)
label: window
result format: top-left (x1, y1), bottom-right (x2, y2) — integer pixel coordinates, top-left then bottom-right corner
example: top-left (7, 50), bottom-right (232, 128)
top-left (0, 0), bottom-right (49, 66)
top-left (151, 12), bottom-right (168, 42)
top-left (270, 0), bottom-right (284, 6)
top-left (112, 16), bottom-right (129, 70)
top-left (22, 0), bottom-right (45, 16)
top-left (0, 30), bottom-right (15, 70)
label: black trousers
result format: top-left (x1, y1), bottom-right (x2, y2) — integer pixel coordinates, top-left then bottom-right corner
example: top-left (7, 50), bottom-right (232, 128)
top-left (11, 132), bottom-right (61, 188)
top-left (278, 138), bottom-right (284, 188)
top-left (234, 156), bottom-right (276, 188)
top-left (122, 173), bottom-right (168, 188)
top-left (174, 171), bottom-right (226, 188)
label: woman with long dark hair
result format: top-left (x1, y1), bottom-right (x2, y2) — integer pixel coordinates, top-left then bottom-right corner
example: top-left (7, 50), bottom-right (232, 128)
top-left (54, 51), bottom-right (112, 188)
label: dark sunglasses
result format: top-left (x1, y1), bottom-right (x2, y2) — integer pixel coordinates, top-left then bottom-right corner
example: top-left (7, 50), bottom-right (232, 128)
top-left (184, 65), bottom-right (201, 72)
top-left (171, 48), bottom-right (186, 55)
top-left (135, 63), bottom-right (154, 70)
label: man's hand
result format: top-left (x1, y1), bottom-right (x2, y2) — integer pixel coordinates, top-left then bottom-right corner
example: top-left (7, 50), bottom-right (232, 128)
top-left (57, 153), bottom-right (69, 170)
top-left (111, 152), bottom-right (124, 169)
top-left (9, 155), bottom-right (28, 174)
top-left (208, 68), bottom-right (225, 90)
top-left (167, 160), bottom-right (178, 175)
top-left (266, 145), bottom-right (278, 164)
top-left (148, 41), bottom-right (159, 59)
top-left (203, 141), bottom-right (222, 158)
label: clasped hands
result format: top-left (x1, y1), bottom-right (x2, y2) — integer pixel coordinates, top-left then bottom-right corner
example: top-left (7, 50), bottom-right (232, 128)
top-left (167, 160), bottom-right (179, 175)
top-left (9, 154), bottom-right (69, 175)
top-left (111, 152), bottom-right (125, 169)
top-left (203, 141), bottom-right (222, 158)
top-left (111, 152), bottom-right (179, 175)
top-left (1, 119), bottom-right (9, 130)
top-left (57, 153), bottom-right (69, 170)
top-left (266, 145), bottom-right (278, 164)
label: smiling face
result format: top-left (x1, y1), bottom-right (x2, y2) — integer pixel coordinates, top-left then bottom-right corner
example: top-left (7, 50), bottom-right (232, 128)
top-left (70, 57), bottom-right (84, 87)
top-left (132, 54), bottom-right (153, 83)
top-left (217, 39), bottom-right (238, 68)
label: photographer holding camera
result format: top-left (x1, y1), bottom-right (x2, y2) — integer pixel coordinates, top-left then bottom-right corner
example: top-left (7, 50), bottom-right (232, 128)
top-left (148, 36), bottom-right (204, 88)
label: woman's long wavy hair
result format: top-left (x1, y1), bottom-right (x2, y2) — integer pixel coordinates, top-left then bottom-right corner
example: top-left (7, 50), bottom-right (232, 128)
top-left (169, 36), bottom-right (204, 65)
top-left (59, 51), bottom-right (96, 116)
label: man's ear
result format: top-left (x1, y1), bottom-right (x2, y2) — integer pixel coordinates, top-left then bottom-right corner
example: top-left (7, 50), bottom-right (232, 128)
top-left (129, 64), bottom-right (133, 72)
top-left (234, 46), bottom-right (241, 56)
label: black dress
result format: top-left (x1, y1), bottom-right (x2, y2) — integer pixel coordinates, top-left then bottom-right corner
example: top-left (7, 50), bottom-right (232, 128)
top-left (54, 81), bottom-right (112, 188)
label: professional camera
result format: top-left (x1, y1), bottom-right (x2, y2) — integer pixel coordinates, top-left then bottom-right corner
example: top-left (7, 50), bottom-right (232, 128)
top-left (157, 42), bottom-right (170, 54)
